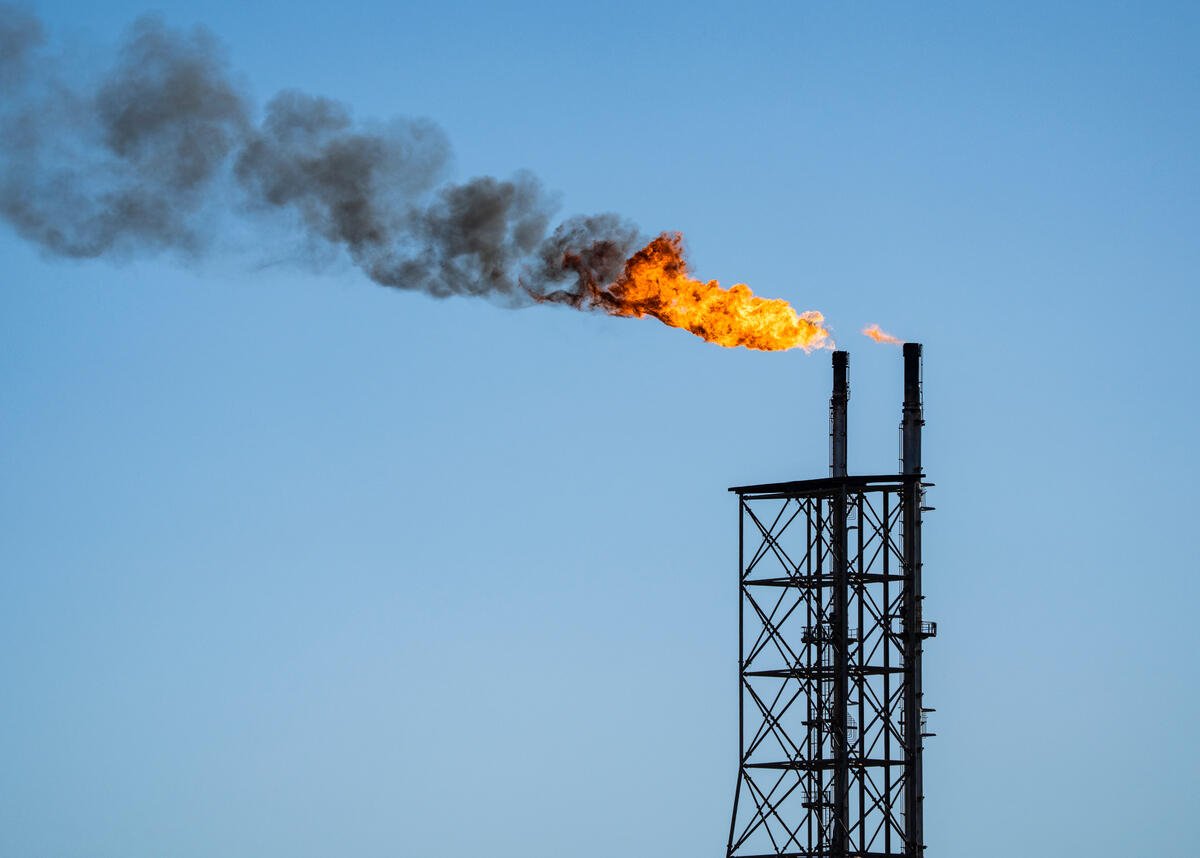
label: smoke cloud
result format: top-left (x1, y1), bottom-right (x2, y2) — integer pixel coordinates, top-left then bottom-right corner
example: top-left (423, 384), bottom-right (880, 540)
top-left (0, 5), bottom-right (641, 301)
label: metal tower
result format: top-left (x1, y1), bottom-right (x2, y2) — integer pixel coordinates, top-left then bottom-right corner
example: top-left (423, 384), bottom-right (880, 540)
top-left (726, 343), bottom-right (935, 858)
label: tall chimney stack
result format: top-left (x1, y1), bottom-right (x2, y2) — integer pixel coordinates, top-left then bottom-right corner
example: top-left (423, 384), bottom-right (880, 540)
top-left (729, 342), bottom-right (936, 858)
top-left (830, 350), bottom-right (849, 477)
top-left (901, 342), bottom-right (924, 475)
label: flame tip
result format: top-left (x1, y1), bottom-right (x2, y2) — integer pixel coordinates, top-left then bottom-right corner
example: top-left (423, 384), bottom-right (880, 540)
top-left (862, 323), bottom-right (904, 346)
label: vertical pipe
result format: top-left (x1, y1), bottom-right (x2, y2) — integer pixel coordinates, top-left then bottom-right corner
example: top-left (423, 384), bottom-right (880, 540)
top-left (832, 483), bottom-right (849, 856)
top-left (815, 499), bottom-right (827, 855)
top-left (856, 492), bottom-right (866, 856)
top-left (900, 342), bottom-right (925, 858)
top-left (901, 343), bottom-right (923, 476)
top-left (882, 490), bottom-right (893, 856)
top-left (805, 501), bottom-right (815, 856)
top-left (830, 350), bottom-right (850, 853)
top-left (830, 351), bottom-right (849, 477)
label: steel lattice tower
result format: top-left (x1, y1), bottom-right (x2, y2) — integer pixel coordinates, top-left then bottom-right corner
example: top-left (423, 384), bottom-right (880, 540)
top-left (726, 344), bottom-right (935, 858)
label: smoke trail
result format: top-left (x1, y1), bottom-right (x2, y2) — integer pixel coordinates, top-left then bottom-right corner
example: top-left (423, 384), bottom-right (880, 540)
top-left (0, 2), bottom-right (40, 90)
top-left (0, 5), bottom-right (640, 298)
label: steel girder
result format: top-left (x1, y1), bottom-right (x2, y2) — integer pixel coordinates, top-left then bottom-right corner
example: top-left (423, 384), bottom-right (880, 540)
top-left (726, 476), bottom-right (931, 858)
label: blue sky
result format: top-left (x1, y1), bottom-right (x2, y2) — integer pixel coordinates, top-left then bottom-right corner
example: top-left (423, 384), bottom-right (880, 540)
top-left (2, 2), bottom-right (1197, 856)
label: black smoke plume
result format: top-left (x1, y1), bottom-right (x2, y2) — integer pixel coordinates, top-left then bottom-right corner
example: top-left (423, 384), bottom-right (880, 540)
top-left (0, 5), bottom-right (642, 301)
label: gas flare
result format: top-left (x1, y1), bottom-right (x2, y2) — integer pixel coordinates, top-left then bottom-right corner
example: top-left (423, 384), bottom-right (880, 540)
top-left (541, 233), bottom-right (832, 352)
top-left (862, 323), bottom-right (903, 345)
top-left (0, 9), bottom-right (834, 354)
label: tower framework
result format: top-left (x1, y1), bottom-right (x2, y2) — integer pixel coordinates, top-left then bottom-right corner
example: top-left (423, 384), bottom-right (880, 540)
top-left (726, 344), bottom-right (934, 858)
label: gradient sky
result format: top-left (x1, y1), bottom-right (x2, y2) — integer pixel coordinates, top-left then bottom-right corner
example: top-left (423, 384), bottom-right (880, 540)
top-left (2, 2), bottom-right (1198, 857)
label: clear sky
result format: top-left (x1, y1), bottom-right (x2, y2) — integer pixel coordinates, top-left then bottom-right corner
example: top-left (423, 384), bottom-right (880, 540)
top-left (2, 2), bottom-right (1197, 856)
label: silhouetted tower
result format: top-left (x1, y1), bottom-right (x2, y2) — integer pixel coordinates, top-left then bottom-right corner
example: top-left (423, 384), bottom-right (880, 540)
top-left (726, 344), bottom-right (935, 858)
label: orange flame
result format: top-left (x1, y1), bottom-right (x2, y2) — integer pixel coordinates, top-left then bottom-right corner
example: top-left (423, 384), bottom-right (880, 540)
top-left (545, 233), bottom-right (831, 352)
top-left (862, 323), bottom-right (903, 345)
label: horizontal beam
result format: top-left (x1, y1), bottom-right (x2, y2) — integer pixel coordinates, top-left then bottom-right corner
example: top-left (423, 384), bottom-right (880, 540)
top-left (745, 758), bottom-right (904, 771)
top-left (730, 473), bottom-right (919, 496)
top-left (745, 666), bottom-right (905, 679)
top-left (744, 574), bottom-right (910, 587)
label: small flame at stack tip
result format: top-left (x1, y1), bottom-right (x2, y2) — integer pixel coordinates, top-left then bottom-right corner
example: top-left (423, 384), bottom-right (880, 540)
top-left (544, 233), bottom-right (834, 352)
top-left (862, 323), bottom-right (904, 345)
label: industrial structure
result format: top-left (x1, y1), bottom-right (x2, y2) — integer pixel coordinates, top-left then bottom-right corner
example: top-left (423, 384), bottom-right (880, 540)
top-left (726, 343), bottom-right (934, 858)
